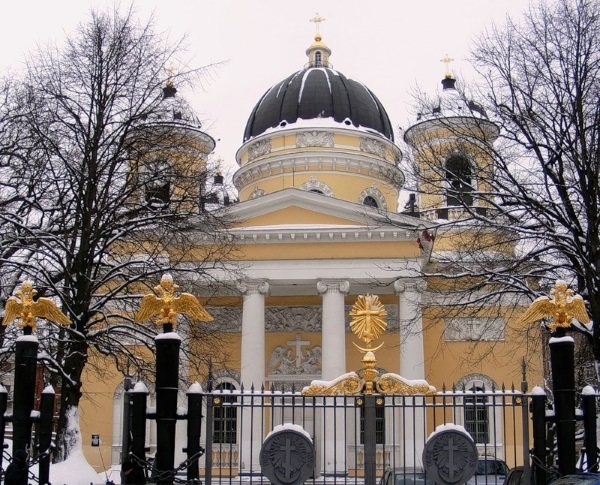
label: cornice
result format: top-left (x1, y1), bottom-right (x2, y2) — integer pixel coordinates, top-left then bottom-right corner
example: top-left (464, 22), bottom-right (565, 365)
top-left (233, 152), bottom-right (404, 191)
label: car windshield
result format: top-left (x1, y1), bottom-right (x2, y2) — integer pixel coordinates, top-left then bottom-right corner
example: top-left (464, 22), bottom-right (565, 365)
top-left (476, 460), bottom-right (507, 475)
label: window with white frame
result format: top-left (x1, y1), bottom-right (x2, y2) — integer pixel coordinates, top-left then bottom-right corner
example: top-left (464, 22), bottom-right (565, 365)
top-left (455, 375), bottom-right (500, 447)
top-left (444, 317), bottom-right (504, 341)
top-left (213, 381), bottom-right (238, 444)
top-left (464, 384), bottom-right (489, 444)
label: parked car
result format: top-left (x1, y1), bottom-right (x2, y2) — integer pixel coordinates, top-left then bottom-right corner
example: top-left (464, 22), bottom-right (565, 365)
top-left (379, 468), bottom-right (435, 485)
top-left (467, 457), bottom-right (510, 485)
top-left (550, 473), bottom-right (600, 485)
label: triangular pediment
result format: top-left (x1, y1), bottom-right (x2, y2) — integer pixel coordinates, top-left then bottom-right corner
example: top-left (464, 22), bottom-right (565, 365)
top-left (222, 188), bottom-right (426, 231)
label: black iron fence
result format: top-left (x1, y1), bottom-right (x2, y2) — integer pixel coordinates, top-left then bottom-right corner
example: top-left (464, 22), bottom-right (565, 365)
top-left (197, 385), bottom-right (530, 484)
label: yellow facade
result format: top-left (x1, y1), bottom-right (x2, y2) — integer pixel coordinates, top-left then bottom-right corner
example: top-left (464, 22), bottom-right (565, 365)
top-left (78, 35), bottom-right (542, 475)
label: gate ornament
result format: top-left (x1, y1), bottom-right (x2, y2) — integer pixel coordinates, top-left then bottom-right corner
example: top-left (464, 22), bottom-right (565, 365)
top-left (135, 274), bottom-right (213, 332)
top-left (302, 294), bottom-right (436, 396)
top-left (2, 280), bottom-right (70, 334)
top-left (518, 280), bottom-right (590, 332)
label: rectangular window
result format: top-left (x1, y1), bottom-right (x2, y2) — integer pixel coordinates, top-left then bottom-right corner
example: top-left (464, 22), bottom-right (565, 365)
top-left (465, 392), bottom-right (489, 444)
top-left (360, 405), bottom-right (385, 445)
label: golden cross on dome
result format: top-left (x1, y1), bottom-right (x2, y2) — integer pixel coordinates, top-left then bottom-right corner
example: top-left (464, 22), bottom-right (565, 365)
top-left (440, 54), bottom-right (455, 78)
top-left (165, 66), bottom-right (176, 88)
top-left (309, 13), bottom-right (326, 35)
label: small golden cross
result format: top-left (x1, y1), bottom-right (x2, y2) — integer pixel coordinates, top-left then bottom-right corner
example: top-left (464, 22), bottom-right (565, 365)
top-left (309, 13), bottom-right (326, 35)
top-left (440, 54), bottom-right (454, 78)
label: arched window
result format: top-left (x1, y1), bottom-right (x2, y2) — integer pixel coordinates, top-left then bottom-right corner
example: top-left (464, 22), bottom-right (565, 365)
top-left (363, 196), bottom-right (379, 208)
top-left (464, 384), bottom-right (489, 444)
top-left (213, 382), bottom-right (237, 444)
top-left (310, 189), bottom-right (324, 195)
top-left (315, 51), bottom-right (322, 67)
top-left (144, 159), bottom-right (172, 207)
top-left (446, 156), bottom-right (473, 206)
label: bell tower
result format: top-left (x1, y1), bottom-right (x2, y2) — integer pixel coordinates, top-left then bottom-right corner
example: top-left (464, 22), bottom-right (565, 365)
top-left (404, 61), bottom-right (498, 221)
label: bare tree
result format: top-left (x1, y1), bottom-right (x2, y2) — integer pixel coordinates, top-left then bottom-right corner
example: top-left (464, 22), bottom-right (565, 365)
top-left (402, 0), bottom-right (600, 370)
top-left (0, 8), bottom-right (236, 460)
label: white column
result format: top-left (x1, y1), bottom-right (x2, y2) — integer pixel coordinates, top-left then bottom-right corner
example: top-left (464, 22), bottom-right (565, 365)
top-left (394, 278), bottom-right (427, 467)
top-left (317, 279), bottom-right (349, 476)
top-left (394, 279), bottom-right (426, 379)
top-left (236, 279), bottom-right (269, 475)
top-left (237, 279), bottom-right (269, 388)
top-left (317, 279), bottom-right (350, 380)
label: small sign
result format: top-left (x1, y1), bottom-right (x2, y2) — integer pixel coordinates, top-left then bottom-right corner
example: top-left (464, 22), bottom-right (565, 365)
top-left (91, 434), bottom-right (100, 447)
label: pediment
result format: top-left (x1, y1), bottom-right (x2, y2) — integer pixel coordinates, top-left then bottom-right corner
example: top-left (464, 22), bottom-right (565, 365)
top-left (224, 188), bottom-right (425, 231)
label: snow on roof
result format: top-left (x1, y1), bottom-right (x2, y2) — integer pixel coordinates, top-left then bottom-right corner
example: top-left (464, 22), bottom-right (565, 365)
top-left (235, 224), bottom-right (365, 231)
top-left (257, 116), bottom-right (386, 138)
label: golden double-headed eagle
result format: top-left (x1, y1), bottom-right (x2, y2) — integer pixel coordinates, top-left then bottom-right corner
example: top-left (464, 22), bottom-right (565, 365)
top-left (349, 294), bottom-right (388, 352)
top-left (2, 280), bottom-right (71, 330)
top-left (518, 280), bottom-right (590, 331)
top-left (135, 274), bottom-right (213, 328)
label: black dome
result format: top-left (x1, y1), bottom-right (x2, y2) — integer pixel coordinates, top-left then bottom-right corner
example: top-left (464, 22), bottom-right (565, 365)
top-left (243, 67), bottom-right (394, 142)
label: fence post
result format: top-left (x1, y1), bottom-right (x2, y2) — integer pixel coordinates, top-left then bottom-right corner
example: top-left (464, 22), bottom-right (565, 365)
top-left (186, 383), bottom-right (203, 482)
top-left (531, 387), bottom-right (547, 485)
top-left (549, 336), bottom-right (576, 475)
top-left (520, 359), bottom-right (531, 485)
top-left (155, 333), bottom-right (181, 484)
top-left (363, 395), bottom-right (376, 485)
top-left (38, 385), bottom-right (55, 485)
top-left (120, 377), bottom-right (133, 466)
top-left (130, 382), bottom-right (148, 484)
top-left (581, 386), bottom-right (598, 472)
top-left (0, 385), bottom-right (8, 474)
top-left (12, 334), bottom-right (39, 455)
top-left (204, 392), bottom-right (215, 485)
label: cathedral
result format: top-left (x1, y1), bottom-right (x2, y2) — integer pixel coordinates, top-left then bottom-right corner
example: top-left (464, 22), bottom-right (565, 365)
top-left (79, 26), bottom-right (542, 474)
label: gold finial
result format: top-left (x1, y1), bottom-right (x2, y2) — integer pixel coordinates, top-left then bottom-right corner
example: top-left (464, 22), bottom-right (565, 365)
top-left (135, 274), bottom-right (213, 332)
top-left (309, 12), bottom-right (326, 39)
top-left (165, 66), bottom-right (176, 88)
top-left (349, 294), bottom-right (387, 352)
top-left (2, 280), bottom-right (71, 333)
top-left (440, 54), bottom-right (455, 79)
top-left (518, 280), bottom-right (590, 331)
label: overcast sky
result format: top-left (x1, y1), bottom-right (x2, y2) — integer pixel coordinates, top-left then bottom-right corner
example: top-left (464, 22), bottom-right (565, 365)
top-left (0, 0), bottom-right (530, 178)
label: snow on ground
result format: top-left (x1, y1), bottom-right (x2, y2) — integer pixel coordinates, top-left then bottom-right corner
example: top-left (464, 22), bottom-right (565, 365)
top-left (49, 450), bottom-right (109, 485)
top-left (47, 406), bottom-right (113, 484)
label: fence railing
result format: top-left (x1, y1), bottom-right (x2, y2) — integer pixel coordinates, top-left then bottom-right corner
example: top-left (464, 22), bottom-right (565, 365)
top-left (197, 386), bottom-right (530, 484)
